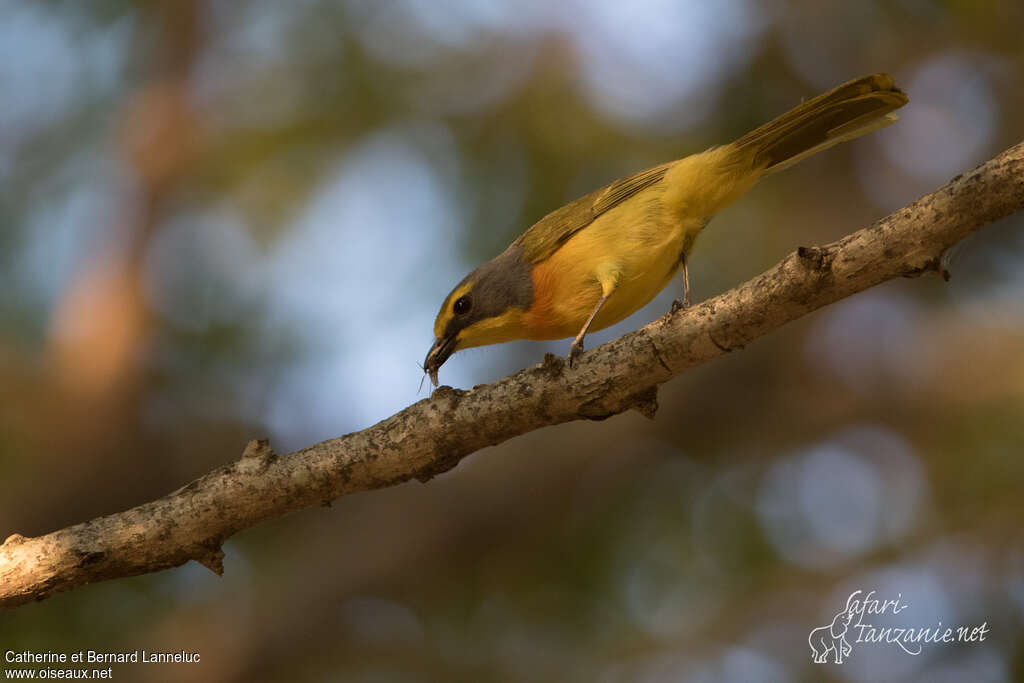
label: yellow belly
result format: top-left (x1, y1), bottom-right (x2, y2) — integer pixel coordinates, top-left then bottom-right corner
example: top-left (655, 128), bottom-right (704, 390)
top-left (523, 191), bottom-right (702, 340)
top-left (521, 146), bottom-right (761, 341)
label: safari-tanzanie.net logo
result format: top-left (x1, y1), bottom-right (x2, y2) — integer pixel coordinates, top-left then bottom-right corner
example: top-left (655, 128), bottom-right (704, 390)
top-left (808, 589), bottom-right (989, 664)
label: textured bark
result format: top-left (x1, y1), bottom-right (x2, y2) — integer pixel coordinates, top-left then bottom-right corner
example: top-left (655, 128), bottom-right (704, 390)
top-left (2, 141), bottom-right (1022, 609)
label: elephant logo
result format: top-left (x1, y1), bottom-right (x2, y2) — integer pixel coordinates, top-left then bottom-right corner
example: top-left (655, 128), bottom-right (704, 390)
top-left (808, 591), bottom-right (860, 664)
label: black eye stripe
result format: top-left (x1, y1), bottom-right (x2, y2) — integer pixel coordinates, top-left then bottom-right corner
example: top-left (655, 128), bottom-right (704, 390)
top-left (453, 296), bottom-right (471, 315)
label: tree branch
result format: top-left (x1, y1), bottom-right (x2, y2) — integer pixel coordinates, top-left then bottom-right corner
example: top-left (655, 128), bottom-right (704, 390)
top-left (3, 141), bottom-right (1023, 609)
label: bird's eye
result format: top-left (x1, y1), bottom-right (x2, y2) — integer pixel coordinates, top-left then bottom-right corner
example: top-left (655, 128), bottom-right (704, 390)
top-left (453, 296), bottom-right (471, 315)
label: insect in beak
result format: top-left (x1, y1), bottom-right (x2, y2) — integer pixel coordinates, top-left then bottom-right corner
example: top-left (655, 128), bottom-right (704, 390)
top-left (423, 335), bottom-right (457, 387)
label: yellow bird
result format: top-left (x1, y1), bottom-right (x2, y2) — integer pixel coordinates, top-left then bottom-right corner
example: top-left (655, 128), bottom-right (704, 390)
top-left (425, 74), bottom-right (908, 386)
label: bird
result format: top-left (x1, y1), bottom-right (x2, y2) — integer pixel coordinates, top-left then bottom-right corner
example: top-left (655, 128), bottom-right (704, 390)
top-left (424, 73), bottom-right (908, 386)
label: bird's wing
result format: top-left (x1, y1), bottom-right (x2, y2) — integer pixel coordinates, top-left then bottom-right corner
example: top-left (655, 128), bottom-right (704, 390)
top-left (514, 162), bottom-right (672, 264)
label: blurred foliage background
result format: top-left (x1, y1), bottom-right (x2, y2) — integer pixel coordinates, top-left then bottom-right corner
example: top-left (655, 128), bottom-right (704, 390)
top-left (2, 0), bottom-right (1023, 681)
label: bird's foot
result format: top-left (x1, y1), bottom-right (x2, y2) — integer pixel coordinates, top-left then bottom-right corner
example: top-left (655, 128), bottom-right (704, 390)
top-left (568, 340), bottom-right (585, 368)
top-left (670, 296), bottom-right (691, 314)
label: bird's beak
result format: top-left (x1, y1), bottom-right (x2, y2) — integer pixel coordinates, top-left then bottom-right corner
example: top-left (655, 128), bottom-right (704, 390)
top-left (424, 334), bottom-right (457, 387)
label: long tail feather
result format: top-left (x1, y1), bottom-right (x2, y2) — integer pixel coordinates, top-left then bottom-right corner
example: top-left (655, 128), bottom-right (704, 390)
top-left (731, 73), bottom-right (908, 174)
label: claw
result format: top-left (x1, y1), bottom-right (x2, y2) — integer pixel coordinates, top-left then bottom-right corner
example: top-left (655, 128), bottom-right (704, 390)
top-left (568, 340), bottom-right (585, 368)
top-left (670, 297), bottom-right (691, 314)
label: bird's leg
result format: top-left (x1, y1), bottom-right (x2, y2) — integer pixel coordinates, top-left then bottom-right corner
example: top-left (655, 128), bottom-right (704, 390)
top-left (671, 252), bottom-right (692, 313)
top-left (569, 293), bottom-right (610, 368)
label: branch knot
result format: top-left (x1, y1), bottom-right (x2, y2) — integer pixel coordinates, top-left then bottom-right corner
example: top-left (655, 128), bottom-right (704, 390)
top-left (796, 245), bottom-right (834, 271)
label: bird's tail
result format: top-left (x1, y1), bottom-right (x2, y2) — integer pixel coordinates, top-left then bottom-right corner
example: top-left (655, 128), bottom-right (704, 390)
top-left (731, 73), bottom-right (908, 174)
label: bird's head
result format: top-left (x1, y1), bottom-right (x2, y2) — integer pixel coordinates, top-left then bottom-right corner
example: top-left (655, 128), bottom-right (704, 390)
top-left (424, 246), bottom-right (533, 386)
